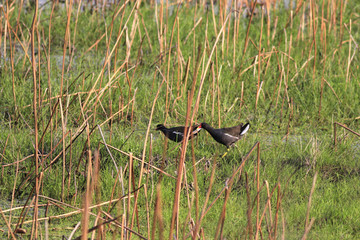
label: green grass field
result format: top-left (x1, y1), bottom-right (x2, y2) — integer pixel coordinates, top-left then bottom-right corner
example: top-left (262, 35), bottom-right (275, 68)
top-left (0, 0), bottom-right (359, 239)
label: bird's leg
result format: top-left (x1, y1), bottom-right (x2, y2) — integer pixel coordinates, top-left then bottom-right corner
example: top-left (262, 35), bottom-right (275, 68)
top-left (221, 148), bottom-right (230, 158)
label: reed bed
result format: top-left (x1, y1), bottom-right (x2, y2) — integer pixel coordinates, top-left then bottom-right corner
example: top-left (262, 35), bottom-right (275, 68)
top-left (0, 0), bottom-right (359, 239)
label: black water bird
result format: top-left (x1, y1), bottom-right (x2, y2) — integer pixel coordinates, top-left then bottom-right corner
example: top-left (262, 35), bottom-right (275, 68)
top-left (200, 122), bottom-right (250, 157)
top-left (156, 124), bottom-right (202, 143)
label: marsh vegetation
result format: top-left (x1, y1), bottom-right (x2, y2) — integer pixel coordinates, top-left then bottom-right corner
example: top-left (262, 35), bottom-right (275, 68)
top-left (0, 0), bottom-right (359, 239)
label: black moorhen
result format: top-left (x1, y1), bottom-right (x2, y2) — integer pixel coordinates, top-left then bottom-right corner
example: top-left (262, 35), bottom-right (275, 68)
top-left (200, 122), bottom-right (250, 157)
top-left (156, 124), bottom-right (202, 142)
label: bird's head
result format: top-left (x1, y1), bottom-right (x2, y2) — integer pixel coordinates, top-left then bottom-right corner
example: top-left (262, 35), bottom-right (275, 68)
top-left (199, 122), bottom-right (210, 130)
top-left (156, 124), bottom-right (165, 130)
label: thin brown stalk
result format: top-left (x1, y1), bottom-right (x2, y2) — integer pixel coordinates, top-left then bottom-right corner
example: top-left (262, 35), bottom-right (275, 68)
top-left (81, 149), bottom-right (92, 240)
top-left (345, 20), bottom-right (352, 87)
top-left (7, 20), bottom-right (17, 115)
top-left (301, 218), bottom-right (315, 240)
top-left (151, 183), bottom-right (164, 240)
top-left (273, 184), bottom-right (281, 239)
top-left (311, 0), bottom-right (317, 81)
top-left (214, 183), bottom-right (230, 239)
top-left (191, 137), bottom-right (199, 224)
top-left (304, 172), bottom-right (317, 231)
top-left (126, 153), bottom-right (133, 239)
top-left (333, 122), bottom-right (360, 149)
top-left (29, 0), bottom-right (39, 237)
top-left (59, 100), bottom-right (67, 201)
top-left (9, 153), bottom-right (20, 235)
top-left (246, 173), bottom-right (253, 239)
top-left (255, 142), bottom-right (261, 239)
top-left (59, 0), bottom-right (73, 97)
top-left (0, 206), bottom-right (17, 240)
top-left (255, 8), bottom-right (264, 110)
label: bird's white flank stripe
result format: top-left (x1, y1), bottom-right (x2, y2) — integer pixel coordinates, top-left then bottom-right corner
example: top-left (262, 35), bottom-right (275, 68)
top-left (173, 131), bottom-right (184, 136)
top-left (224, 133), bottom-right (239, 139)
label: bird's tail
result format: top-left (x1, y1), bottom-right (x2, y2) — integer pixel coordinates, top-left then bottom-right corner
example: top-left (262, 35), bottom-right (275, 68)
top-left (240, 123), bottom-right (250, 135)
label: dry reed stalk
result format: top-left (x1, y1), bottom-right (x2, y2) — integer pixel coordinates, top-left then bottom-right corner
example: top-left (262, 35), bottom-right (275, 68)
top-left (289, 56), bottom-right (314, 82)
top-left (1, 4), bottom-right (7, 72)
top-left (191, 139), bottom-right (199, 231)
top-left (6, 17), bottom-right (17, 116)
top-left (345, 20), bottom-right (352, 86)
top-left (59, 0), bottom-right (73, 98)
top-left (69, 222), bottom-right (81, 240)
top-left (144, 137), bottom-right (153, 239)
top-left (245, 173), bottom-right (253, 239)
top-left (255, 10), bottom-right (264, 110)
top-left (301, 218), bottom-right (315, 240)
top-left (285, 17), bottom-right (292, 90)
top-left (151, 183), bottom-right (164, 240)
top-left (303, 172), bottom-right (318, 240)
top-left (255, 142), bottom-right (261, 239)
top-left (39, 195), bottom-right (127, 218)
top-left (126, 153), bottom-right (133, 239)
top-left (209, 0), bottom-right (218, 37)
top-left (214, 181), bottom-right (230, 239)
top-left (319, 20), bottom-right (327, 117)
top-left (80, 149), bottom-right (92, 240)
top-left (333, 122), bottom-right (360, 148)
top-left (36, 27), bottom-right (41, 119)
top-left (29, 0), bottom-right (40, 237)
top-left (94, 151), bottom-right (103, 239)
top-left (8, 153), bottom-right (20, 236)
top-left (217, 65), bottom-right (222, 127)
top-left (14, 184), bottom-right (35, 232)
top-left (264, 181), bottom-right (273, 237)
top-left (225, 1), bottom-right (232, 57)
top-left (59, 100), bottom-right (67, 201)
top-left (310, 0), bottom-right (317, 81)
top-left (0, 206), bottom-right (17, 239)
top-left (339, 0), bottom-right (344, 48)
top-left (184, 17), bottom-right (202, 44)
top-left (273, 183), bottom-right (281, 239)
top-left (2, 154), bottom-right (35, 168)
top-left (285, 98), bottom-right (293, 139)
top-left (101, 211), bottom-right (147, 239)
top-left (182, 192), bottom-right (196, 239)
